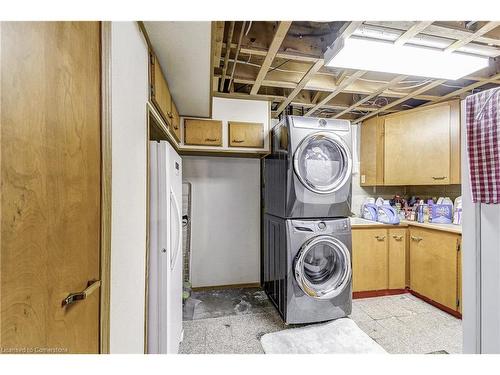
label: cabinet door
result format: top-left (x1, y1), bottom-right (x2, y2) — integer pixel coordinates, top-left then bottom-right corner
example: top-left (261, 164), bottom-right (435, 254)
top-left (409, 228), bottom-right (459, 310)
top-left (184, 119), bottom-right (222, 146)
top-left (228, 121), bottom-right (264, 148)
top-left (388, 228), bottom-right (406, 289)
top-left (360, 116), bottom-right (384, 186)
top-left (352, 229), bottom-right (388, 292)
top-left (150, 53), bottom-right (172, 125)
top-left (170, 101), bottom-right (181, 142)
top-left (384, 103), bottom-right (451, 185)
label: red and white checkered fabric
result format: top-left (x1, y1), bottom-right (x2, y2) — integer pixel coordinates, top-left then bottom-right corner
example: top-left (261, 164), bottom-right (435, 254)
top-left (466, 88), bottom-right (500, 204)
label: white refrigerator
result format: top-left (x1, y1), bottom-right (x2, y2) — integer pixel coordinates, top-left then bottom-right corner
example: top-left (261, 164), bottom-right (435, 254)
top-left (148, 140), bottom-right (183, 354)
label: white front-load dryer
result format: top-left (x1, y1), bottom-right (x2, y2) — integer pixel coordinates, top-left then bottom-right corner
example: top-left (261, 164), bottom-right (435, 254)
top-left (264, 116), bottom-right (353, 219)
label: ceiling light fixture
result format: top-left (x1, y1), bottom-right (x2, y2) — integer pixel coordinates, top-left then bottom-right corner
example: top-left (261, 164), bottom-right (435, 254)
top-left (324, 36), bottom-right (490, 80)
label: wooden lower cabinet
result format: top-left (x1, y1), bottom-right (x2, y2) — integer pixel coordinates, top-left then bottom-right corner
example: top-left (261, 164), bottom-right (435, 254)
top-left (352, 225), bottom-right (462, 315)
top-left (409, 227), bottom-right (460, 311)
top-left (388, 228), bottom-right (406, 289)
top-left (352, 228), bottom-right (388, 292)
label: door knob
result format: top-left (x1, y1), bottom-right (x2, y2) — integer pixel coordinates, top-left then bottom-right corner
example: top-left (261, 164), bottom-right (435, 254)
top-left (62, 280), bottom-right (101, 307)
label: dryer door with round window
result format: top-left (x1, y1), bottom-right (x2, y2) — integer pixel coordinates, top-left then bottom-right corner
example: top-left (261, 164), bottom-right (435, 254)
top-left (294, 235), bottom-right (351, 299)
top-left (293, 132), bottom-right (352, 194)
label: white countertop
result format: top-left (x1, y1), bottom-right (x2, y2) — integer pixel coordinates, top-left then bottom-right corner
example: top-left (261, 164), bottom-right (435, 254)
top-left (350, 217), bottom-right (462, 234)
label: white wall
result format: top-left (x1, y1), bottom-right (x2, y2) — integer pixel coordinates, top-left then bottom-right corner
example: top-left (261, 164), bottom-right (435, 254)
top-left (184, 156), bottom-right (261, 288)
top-left (110, 22), bottom-right (148, 354)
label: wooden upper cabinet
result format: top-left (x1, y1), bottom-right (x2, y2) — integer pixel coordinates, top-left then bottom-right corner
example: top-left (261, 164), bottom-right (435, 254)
top-left (352, 228), bottom-right (388, 292)
top-left (409, 227), bottom-right (459, 311)
top-left (360, 100), bottom-right (460, 186)
top-left (228, 121), bottom-right (264, 148)
top-left (150, 52), bottom-right (172, 126)
top-left (383, 100), bottom-right (460, 185)
top-left (360, 115), bottom-right (384, 186)
top-left (184, 119), bottom-right (223, 146)
top-left (170, 101), bottom-right (181, 142)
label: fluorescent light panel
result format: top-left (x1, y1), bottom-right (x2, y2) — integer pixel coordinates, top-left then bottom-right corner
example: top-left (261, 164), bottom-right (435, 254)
top-left (324, 37), bottom-right (490, 80)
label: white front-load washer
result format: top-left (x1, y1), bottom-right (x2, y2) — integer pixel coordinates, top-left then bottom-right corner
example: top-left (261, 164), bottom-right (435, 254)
top-left (263, 215), bottom-right (352, 324)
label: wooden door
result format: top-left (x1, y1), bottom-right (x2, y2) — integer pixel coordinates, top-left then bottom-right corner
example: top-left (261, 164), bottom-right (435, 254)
top-left (409, 228), bottom-right (459, 311)
top-left (170, 101), bottom-right (181, 142)
top-left (150, 53), bottom-right (172, 126)
top-left (184, 119), bottom-right (222, 146)
top-left (1, 22), bottom-right (101, 353)
top-left (228, 122), bottom-right (264, 148)
top-left (360, 116), bottom-right (384, 186)
top-left (388, 228), bottom-right (406, 289)
top-left (457, 239), bottom-right (462, 314)
top-left (384, 103), bottom-right (451, 185)
top-left (352, 229), bottom-right (388, 292)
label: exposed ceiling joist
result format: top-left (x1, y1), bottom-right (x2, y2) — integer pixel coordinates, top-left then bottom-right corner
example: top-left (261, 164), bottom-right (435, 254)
top-left (250, 21), bottom-right (292, 95)
top-left (445, 21), bottom-right (500, 52)
top-left (354, 79), bottom-right (447, 123)
top-left (211, 21), bottom-right (225, 91)
top-left (394, 21), bottom-right (434, 45)
top-left (311, 91), bottom-right (322, 104)
top-left (275, 59), bottom-right (324, 116)
top-left (212, 22), bottom-right (225, 69)
top-left (305, 70), bottom-right (367, 116)
top-left (239, 46), bottom-right (320, 62)
top-left (338, 21), bottom-right (363, 40)
top-left (214, 91), bottom-right (286, 102)
top-left (364, 21), bottom-right (500, 48)
top-left (212, 21), bottom-right (500, 122)
top-left (333, 75), bottom-right (408, 119)
top-left (219, 21), bottom-right (235, 92)
top-left (289, 101), bottom-right (398, 114)
top-left (425, 72), bottom-right (500, 104)
top-left (220, 74), bottom-right (443, 102)
top-left (228, 21), bottom-right (246, 91)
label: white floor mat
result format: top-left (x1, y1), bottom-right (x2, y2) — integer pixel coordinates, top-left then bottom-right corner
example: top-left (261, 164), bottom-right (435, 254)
top-left (260, 318), bottom-right (387, 354)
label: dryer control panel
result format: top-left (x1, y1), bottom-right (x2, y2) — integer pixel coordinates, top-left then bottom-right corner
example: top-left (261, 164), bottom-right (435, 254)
top-left (290, 218), bottom-right (351, 234)
top-left (289, 115), bottom-right (350, 132)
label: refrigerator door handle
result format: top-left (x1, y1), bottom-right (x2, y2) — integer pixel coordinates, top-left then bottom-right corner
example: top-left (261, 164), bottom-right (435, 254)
top-left (170, 188), bottom-right (182, 271)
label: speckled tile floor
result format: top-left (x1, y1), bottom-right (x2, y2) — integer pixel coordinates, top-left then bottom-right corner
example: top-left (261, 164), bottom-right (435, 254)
top-left (179, 289), bottom-right (462, 354)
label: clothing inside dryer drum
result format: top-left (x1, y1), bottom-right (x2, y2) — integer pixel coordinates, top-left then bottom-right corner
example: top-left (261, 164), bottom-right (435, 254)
top-left (299, 138), bottom-right (344, 190)
top-left (303, 242), bottom-right (343, 287)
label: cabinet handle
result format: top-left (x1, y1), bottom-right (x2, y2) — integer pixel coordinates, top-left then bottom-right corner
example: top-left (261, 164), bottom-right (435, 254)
top-left (375, 235), bottom-right (385, 241)
top-left (173, 124), bottom-right (179, 130)
top-left (205, 138), bottom-right (218, 142)
top-left (232, 139), bottom-right (245, 143)
top-left (411, 235), bottom-right (423, 242)
top-left (167, 111), bottom-right (173, 118)
top-left (432, 176), bottom-right (447, 180)
top-left (392, 235), bottom-right (403, 241)
top-left (62, 279), bottom-right (101, 307)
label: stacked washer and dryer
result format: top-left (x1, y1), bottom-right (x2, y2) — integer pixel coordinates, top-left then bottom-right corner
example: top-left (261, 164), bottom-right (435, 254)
top-left (263, 115), bottom-right (353, 324)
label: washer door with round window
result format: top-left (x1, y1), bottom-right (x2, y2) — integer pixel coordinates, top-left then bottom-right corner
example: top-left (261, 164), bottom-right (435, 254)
top-left (294, 235), bottom-right (351, 299)
top-left (293, 132), bottom-right (352, 195)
